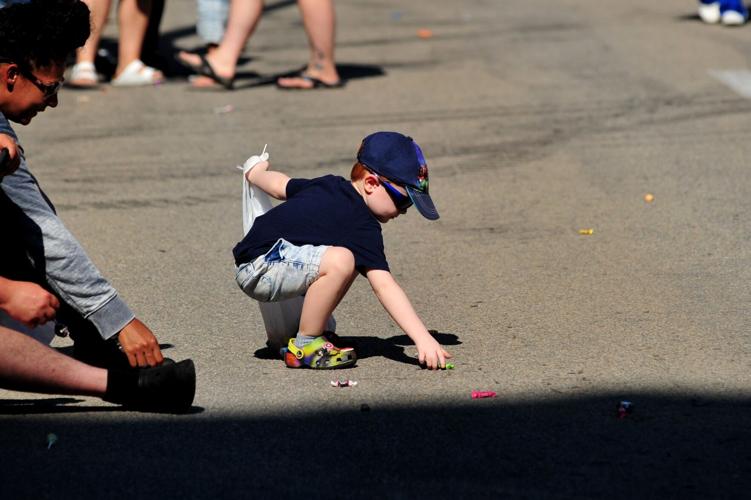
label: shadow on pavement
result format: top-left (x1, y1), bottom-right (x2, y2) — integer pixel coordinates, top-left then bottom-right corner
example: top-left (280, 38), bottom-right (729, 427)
top-left (1, 392), bottom-right (749, 498)
top-left (674, 13), bottom-right (703, 22)
top-left (232, 63), bottom-right (386, 90)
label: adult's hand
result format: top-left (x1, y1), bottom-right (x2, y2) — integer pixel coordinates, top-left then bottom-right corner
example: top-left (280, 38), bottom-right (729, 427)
top-left (117, 318), bottom-right (164, 368)
top-left (0, 136), bottom-right (21, 177)
top-left (0, 280), bottom-right (59, 327)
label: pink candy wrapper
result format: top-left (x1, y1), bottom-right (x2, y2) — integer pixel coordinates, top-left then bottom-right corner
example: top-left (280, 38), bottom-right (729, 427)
top-left (471, 391), bottom-right (496, 399)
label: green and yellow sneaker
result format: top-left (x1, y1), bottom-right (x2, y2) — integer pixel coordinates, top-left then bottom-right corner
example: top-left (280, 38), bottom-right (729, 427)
top-left (284, 336), bottom-right (357, 369)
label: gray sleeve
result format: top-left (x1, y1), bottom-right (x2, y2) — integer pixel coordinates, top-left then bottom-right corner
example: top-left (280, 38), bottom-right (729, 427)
top-left (0, 154), bottom-right (134, 340)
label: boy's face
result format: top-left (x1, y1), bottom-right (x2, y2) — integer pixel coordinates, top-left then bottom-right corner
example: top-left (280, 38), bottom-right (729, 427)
top-left (1, 61), bottom-right (64, 125)
top-left (365, 173), bottom-right (412, 223)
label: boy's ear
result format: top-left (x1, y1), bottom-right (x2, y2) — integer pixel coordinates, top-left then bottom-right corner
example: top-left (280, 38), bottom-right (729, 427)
top-left (363, 173), bottom-right (380, 194)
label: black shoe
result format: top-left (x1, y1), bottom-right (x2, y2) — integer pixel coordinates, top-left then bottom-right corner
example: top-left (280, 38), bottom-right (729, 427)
top-left (73, 336), bottom-right (131, 370)
top-left (104, 359), bottom-right (196, 413)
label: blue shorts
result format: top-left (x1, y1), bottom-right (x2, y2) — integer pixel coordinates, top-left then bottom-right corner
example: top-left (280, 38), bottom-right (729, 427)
top-left (235, 238), bottom-right (329, 302)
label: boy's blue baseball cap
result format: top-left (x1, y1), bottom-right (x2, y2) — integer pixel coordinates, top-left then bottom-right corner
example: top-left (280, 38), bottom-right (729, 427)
top-left (357, 131), bottom-right (439, 220)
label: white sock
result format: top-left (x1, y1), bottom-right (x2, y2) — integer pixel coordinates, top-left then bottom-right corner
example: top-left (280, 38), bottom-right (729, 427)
top-left (294, 333), bottom-right (317, 348)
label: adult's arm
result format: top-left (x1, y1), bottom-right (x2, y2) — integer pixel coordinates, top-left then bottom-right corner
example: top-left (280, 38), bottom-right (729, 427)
top-left (0, 147), bottom-right (134, 340)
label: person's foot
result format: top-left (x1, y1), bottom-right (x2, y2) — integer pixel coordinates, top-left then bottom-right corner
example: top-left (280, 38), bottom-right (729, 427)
top-left (720, 0), bottom-right (748, 25)
top-left (284, 336), bottom-right (356, 369)
top-left (178, 51), bottom-right (235, 89)
top-left (67, 61), bottom-right (99, 89)
top-left (276, 66), bottom-right (342, 90)
top-left (277, 331), bottom-right (357, 359)
top-left (699, 0), bottom-right (721, 23)
top-left (73, 335), bottom-right (131, 370)
top-left (104, 359), bottom-right (196, 412)
top-left (111, 60), bottom-right (164, 87)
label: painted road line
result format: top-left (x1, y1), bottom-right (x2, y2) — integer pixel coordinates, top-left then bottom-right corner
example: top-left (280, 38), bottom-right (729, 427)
top-left (709, 69), bottom-right (751, 99)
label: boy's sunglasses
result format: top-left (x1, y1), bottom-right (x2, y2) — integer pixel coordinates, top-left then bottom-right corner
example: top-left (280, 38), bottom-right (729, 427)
top-left (0, 58), bottom-right (63, 98)
top-left (379, 177), bottom-right (413, 212)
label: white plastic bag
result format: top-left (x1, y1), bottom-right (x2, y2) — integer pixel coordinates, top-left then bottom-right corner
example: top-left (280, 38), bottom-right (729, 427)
top-left (240, 146), bottom-right (335, 351)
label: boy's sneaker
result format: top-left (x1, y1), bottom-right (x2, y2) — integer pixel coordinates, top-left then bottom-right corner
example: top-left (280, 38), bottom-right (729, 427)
top-left (699, 1), bottom-right (721, 23)
top-left (720, 0), bottom-right (748, 25)
top-left (284, 336), bottom-right (357, 369)
top-left (104, 359), bottom-right (196, 412)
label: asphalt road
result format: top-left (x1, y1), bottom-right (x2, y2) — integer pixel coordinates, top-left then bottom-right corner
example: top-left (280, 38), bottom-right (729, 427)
top-left (1, 0), bottom-right (750, 498)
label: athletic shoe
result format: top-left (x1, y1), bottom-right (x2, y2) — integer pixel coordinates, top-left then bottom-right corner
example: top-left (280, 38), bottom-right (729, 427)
top-left (699, 1), bottom-right (721, 23)
top-left (73, 335), bottom-right (131, 370)
top-left (104, 359), bottom-right (196, 412)
top-left (284, 336), bottom-right (357, 369)
top-left (721, 0), bottom-right (748, 25)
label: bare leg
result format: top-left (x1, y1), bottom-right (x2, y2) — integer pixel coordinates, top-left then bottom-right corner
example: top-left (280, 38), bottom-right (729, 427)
top-left (0, 326), bottom-right (106, 396)
top-left (298, 247), bottom-right (356, 337)
top-left (76, 0), bottom-right (112, 65)
top-left (71, 0), bottom-right (113, 86)
top-left (180, 0), bottom-right (264, 86)
top-left (277, 0), bottom-right (340, 88)
top-left (114, 0), bottom-right (163, 79)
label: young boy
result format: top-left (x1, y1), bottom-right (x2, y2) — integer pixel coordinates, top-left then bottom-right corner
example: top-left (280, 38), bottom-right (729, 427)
top-left (233, 131), bottom-right (452, 370)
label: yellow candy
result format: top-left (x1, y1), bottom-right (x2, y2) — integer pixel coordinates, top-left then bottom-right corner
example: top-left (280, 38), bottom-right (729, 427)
top-left (578, 228), bottom-right (594, 235)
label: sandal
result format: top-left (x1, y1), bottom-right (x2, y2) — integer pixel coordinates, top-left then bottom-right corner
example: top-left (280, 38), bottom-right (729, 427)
top-left (111, 59), bottom-right (164, 87)
top-left (179, 53), bottom-right (235, 90)
top-left (276, 70), bottom-right (344, 90)
top-left (67, 61), bottom-right (99, 89)
top-left (284, 336), bottom-right (357, 369)
top-left (278, 331), bottom-right (357, 360)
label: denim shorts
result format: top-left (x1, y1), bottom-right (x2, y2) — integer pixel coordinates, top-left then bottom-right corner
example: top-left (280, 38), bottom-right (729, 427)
top-left (235, 238), bottom-right (329, 302)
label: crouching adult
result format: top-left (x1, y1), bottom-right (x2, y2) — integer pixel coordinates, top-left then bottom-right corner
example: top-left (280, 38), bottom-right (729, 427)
top-left (0, 0), bottom-right (195, 411)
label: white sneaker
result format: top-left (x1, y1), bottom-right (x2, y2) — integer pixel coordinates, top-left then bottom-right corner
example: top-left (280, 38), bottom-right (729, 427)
top-left (699, 1), bottom-right (721, 23)
top-left (720, 0), bottom-right (748, 26)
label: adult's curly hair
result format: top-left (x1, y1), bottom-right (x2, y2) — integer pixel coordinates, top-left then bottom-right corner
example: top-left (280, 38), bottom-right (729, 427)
top-left (0, 0), bottom-right (91, 69)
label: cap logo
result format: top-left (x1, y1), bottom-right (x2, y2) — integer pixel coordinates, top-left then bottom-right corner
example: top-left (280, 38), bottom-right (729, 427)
top-left (413, 141), bottom-right (429, 192)
top-left (417, 165), bottom-right (429, 191)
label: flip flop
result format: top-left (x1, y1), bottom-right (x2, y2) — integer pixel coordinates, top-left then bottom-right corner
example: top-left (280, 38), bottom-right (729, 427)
top-left (181, 53), bottom-right (234, 90)
top-left (275, 71), bottom-right (344, 90)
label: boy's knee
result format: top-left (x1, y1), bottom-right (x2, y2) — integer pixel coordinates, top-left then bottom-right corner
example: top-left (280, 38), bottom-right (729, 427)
top-left (321, 246), bottom-right (355, 276)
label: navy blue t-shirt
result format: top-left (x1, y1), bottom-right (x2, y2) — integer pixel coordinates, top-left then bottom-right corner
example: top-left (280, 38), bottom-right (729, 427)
top-left (233, 175), bottom-right (389, 273)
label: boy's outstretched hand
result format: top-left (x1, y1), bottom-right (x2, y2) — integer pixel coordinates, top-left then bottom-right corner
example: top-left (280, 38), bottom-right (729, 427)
top-left (416, 337), bottom-right (452, 370)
